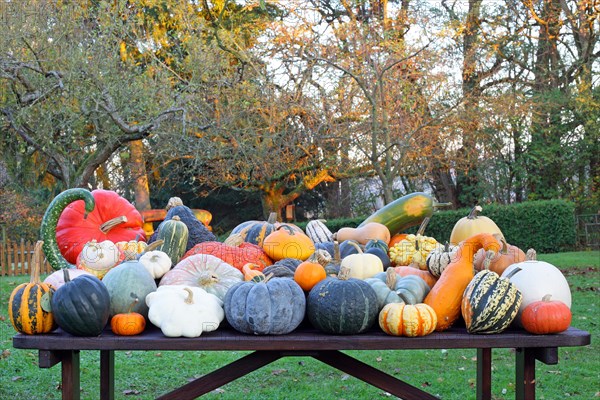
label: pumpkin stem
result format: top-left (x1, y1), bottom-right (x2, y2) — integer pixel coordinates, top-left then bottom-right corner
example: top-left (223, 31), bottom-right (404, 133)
top-left (526, 248), bottom-right (537, 261)
top-left (385, 268), bottom-right (397, 289)
top-left (346, 240), bottom-right (363, 254)
top-left (127, 298), bottom-right (139, 314)
top-left (166, 197), bottom-right (184, 211)
top-left (100, 216), bottom-right (128, 234)
top-left (467, 205), bottom-right (483, 219)
top-left (416, 217), bottom-right (431, 236)
top-left (197, 271), bottom-right (219, 285)
top-left (62, 267), bottom-right (71, 284)
top-left (267, 212), bottom-right (278, 224)
top-left (183, 287), bottom-right (194, 304)
top-left (482, 250), bottom-right (496, 270)
top-left (338, 265), bottom-right (351, 280)
top-left (30, 241), bottom-right (44, 284)
top-left (312, 250), bottom-right (332, 267)
top-left (542, 294), bottom-right (553, 302)
top-left (433, 200), bottom-right (453, 210)
top-left (224, 233), bottom-right (244, 247)
top-left (331, 235), bottom-right (342, 262)
top-left (145, 239), bottom-right (164, 252)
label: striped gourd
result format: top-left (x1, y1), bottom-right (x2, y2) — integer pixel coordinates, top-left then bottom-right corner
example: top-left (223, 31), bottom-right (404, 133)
top-left (305, 220), bottom-right (333, 244)
top-left (426, 242), bottom-right (459, 278)
top-left (8, 241), bottom-right (57, 334)
top-left (156, 216), bottom-right (189, 266)
top-left (461, 270), bottom-right (522, 334)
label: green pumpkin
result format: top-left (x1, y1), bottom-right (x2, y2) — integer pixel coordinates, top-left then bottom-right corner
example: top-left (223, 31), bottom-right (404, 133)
top-left (307, 267), bottom-right (378, 334)
top-left (102, 261), bottom-right (157, 319)
top-left (155, 216), bottom-right (189, 265)
top-left (461, 269), bottom-right (522, 334)
top-left (224, 277), bottom-right (306, 335)
top-left (51, 270), bottom-right (110, 336)
top-left (364, 269), bottom-right (402, 310)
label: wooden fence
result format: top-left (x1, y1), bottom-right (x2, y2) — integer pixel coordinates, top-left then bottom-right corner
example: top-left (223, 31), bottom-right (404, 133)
top-left (0, 239), bottom-right (53, 276)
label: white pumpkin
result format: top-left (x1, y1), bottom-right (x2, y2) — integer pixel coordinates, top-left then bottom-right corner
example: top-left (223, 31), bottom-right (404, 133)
top-left (159, 254), bottom-right (243, 301)
top-left (43, 268), bottom-right (94, 289)
top-left (146, 285), bottom-right (224, 337)
top-left (501, 249), bottom-right (572, 326)
top-left (341, 243), bottom-right (384, 280)
top-left (76, 239), bottom-right (124, 279)
top-left (139, 250), bottom-right (172, 279)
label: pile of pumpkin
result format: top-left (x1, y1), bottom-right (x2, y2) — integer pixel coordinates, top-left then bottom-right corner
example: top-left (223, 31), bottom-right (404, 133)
top-left (8, 190), bottom-right (573, 339)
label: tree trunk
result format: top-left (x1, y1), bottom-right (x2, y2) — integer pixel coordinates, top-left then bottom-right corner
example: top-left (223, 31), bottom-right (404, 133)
top-left (130, 140), bottom-right (151, 212)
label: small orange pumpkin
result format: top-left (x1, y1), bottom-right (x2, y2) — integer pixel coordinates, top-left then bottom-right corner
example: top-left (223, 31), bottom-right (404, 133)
top-left (110, 298), bottom-right (146, 336)
top-left (262, 226), bottom-right (315, 261)
top-left (242, 263), bottom-right (266, 281)
top-left (521, 294), bottom-right (572, 334)
top-left (294, 257), bottom-right (327, 291)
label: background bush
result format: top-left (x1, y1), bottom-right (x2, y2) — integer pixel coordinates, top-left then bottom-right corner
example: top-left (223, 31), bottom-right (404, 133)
top-left (296, 200), bottom-right (578, 253)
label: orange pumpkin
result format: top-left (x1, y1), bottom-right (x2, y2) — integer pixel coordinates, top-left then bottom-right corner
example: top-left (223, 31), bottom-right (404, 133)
top-left (423, 233), bottom-right (501, 331)
top-left (242, 263), bottom-right (266, 281)
top-left (521, 294), bottom-right (572, 334)
top-left (182, 234), bottom-right (273, 272)
top-left (393, 265), bottom-right (438, 289)
top-left (262, 226), bottom-right (315, 261)
top-left (294, 258), bottom-right (327, 291)
top-left (110, 298), bottom-right (146, 336)
top-left (388, 233), bottom-right (409, 248)
top-left (473, 235), bottom-right (526, 275)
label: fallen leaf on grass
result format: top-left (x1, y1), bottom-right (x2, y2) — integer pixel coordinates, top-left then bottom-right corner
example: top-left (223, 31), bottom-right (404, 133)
top-left (421, 381), bottom-right (431, 387)
top-left (212, 389), bottom-right (225, 394)
top-left (376, 356), bottom-right (382, 362)
top-left (12, 376), bottom-right (23, 381)
top-left (0, 315), bottom-right (6, 321)
top-left (1, 349), bottom-right (10, 359)
top-left (341, 374), bottom-right (350, 381)
top-left (123, 389), bottom-right (140, 395)
top-left (271, 369), bottom-right (287, 376)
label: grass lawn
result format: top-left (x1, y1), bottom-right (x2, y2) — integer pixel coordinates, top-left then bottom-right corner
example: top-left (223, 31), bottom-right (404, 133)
top-left (1, 251), bottom-right (598, 399)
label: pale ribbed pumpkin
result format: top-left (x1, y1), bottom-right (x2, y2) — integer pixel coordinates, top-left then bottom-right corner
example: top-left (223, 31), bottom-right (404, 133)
top-left (305, 219), bottom-right (334, 243)
top-left (449, 206), bottom-right (504, 245)
top-left (461, 269), bottom-right (522, 334)
top-left (364, 269), bottom-right (402, 310)
top-left (159, 254), bottom-right (243, 301)
top-left (379, 302), bottom-right (437, 337)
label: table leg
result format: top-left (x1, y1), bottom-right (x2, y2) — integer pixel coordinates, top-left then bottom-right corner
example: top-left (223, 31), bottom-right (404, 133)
top-left (100, 350), bottom-right (115, 400)
top-left (476, 348), bottom-right (492, 400)
top-left (313, 350), bottom-right (439, 400)
top-left (515, 347), bottom-right (536, 400)
top-left (156, 351), bottom-right (283, 400)
top-left (61, 350), bottom-right (80, 400)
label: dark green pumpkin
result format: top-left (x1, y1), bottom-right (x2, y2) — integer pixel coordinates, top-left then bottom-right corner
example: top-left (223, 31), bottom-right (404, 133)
top-left (365, 239), bottom-right (389, 253)
top-left (262, 258), bottom-right (302, 278)
top-left (51, 270), bottom-right (110, 336)
top-left (461, 270), bottom-right (522, 334)
top-left (224, 277), bottom-right (306, 335)
top-left (365, 247), bottom-right (391, 269)
top-left (307, 268), bottom-right (378, 334)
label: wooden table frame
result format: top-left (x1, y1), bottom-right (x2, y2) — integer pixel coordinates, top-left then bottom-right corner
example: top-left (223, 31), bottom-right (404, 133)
top-left (13, 325), bottom-right (591, 400)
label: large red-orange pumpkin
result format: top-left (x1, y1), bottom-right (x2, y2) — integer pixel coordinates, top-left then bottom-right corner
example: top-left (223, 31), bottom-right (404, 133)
top-left (56, 189), bottom-right (146, 264)
top-left (181, 234), bottom-right (273, 271)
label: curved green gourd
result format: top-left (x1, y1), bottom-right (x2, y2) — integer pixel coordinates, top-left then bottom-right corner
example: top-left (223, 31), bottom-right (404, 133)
top-left (40, 188), bottom-right (95, 270)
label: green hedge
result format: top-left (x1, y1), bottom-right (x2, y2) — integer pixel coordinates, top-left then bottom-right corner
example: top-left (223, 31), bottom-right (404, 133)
top-left (297, 200), bottom-right (577, 253)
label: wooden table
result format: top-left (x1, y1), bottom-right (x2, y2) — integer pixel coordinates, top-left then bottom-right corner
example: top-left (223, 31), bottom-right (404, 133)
top-left (12, 325), bottom-right (591, 400)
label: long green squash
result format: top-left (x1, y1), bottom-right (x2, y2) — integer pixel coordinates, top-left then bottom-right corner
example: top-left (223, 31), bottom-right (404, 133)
top-left (156, 216), bottom-right (189, 266)
top-left (40, 188), bottom-right (95, 270)
top-left (359, 192), bottom-right (451, 236)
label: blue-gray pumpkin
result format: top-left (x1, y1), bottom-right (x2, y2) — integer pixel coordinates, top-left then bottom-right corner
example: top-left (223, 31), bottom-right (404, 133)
top-left (307, 268), bottom-right (379, 334)
top-left (224, 277), bottom-right (306, 335)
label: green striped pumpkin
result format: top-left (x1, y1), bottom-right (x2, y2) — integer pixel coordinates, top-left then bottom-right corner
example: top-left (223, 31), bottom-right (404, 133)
top-left (8, 241), bottom-right (57, 334)
top-left (461, 270), bottom-right (522, 334)
top-left (305, 220), bottom-right (334, 244)
top-left (156, 216), bottom-right (189, 266)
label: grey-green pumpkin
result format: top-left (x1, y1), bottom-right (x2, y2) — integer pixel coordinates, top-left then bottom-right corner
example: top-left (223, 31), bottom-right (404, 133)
top-left (224, 277), bottom-right (306, 335)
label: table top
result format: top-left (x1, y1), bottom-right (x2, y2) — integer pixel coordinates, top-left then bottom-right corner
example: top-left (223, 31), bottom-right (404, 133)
top-left (12, 324), bottom-right (591, 352)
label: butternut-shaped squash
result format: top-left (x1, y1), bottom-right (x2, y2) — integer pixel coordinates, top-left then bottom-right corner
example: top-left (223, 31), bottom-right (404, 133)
top-left (423, 233), bottom-right (501, 331)
top-left (336, 222), bottom-right (390, 246)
